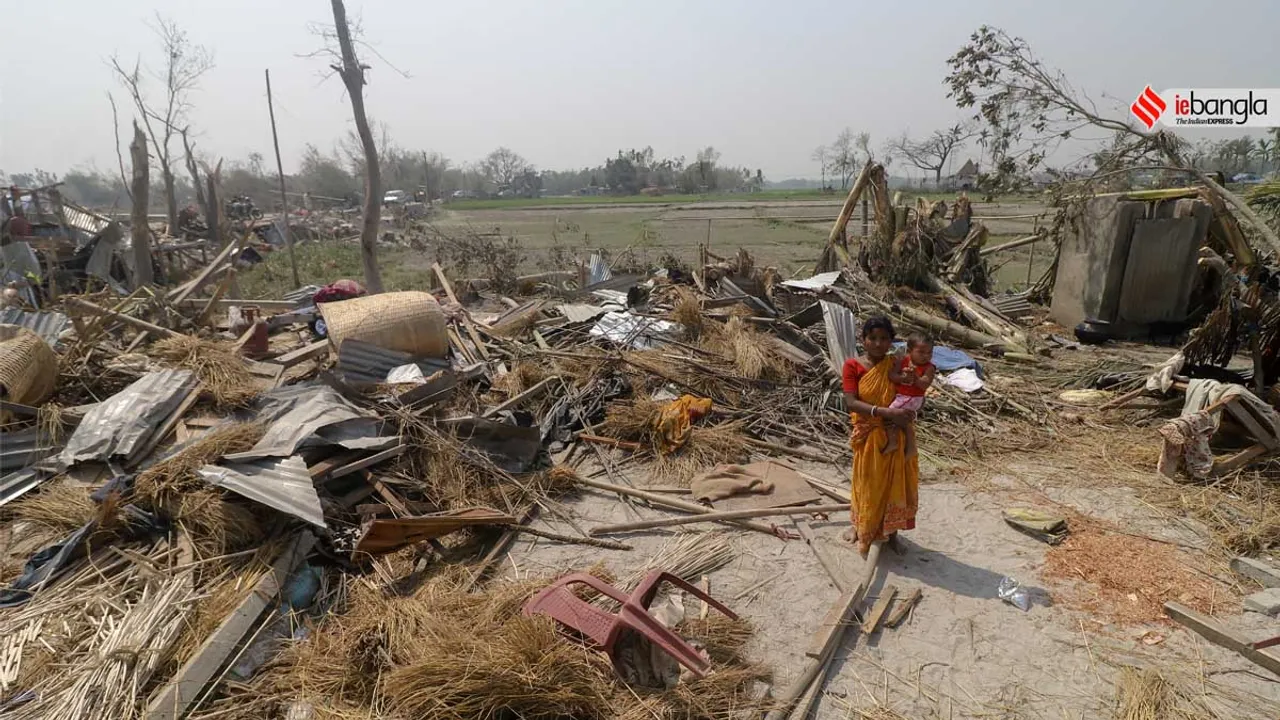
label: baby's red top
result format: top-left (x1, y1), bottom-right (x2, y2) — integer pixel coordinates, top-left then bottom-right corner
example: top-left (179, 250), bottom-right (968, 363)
top-left (896, 355), bottom-right (934, 397)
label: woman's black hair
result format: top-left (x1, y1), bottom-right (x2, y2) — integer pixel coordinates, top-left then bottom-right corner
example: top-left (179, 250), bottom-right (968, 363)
top-left (860, 314), bottom-right (895, 339)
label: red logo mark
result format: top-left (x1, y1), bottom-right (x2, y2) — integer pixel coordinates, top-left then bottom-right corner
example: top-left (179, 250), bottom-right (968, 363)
top-left (1130, 85), bottom-right (1168, 129)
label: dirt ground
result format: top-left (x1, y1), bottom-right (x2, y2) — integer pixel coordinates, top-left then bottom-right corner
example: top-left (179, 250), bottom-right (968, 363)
top-left (503, 342), bottom-right (1280, 719)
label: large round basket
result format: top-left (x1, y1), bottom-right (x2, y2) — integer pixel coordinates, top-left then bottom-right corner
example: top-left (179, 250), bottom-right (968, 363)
top-left (0, 324), bottom-right (57, 406)
top-left (318, 291), bottom-right (448, 359)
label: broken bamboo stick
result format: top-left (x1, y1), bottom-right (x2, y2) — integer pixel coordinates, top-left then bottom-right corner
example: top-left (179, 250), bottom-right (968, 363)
top-left (570, 476), bottom-right (785, 537)
top-left (588, 503), bottom-right (850, 535)
top-left (767, 542), bottom-right (882, 720)
top-left (63, 296), bottom-right (182, 339)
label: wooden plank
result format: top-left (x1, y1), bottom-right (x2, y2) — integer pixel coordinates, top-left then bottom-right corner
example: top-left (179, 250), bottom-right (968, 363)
top-left (1232, 557), bottom-right (1280, 588)
top-left (1164, 601), bottom-right (1280, 676)
top-left (1214, 444), bottom-right (1269, 474)
top-left (146, 532), bottom-right (315, 719)
top-left (177, 299), bottom-right (298, 312)
top-left (481, 376), bottom-right (559, 418)
top-left (169, 237), bottom-right (241, 304)
top-left (885, 588), bottom-right (922, 628)
top-left (433, 262), bottom-right (491, 360)
top-left (861, 584), bottom-right (898, 633)
top-left (316, 445), bottom-right (407, 483)
top-left (588, 503), bottom-right (849, 536)
top-left (273, 339), bottom-right (331, 368)
top-left (1226, 401), bottom-right (1279, 450)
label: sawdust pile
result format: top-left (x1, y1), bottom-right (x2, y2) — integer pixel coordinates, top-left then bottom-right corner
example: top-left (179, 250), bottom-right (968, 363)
top-left (1043, 525), bottom-right (1235, 625)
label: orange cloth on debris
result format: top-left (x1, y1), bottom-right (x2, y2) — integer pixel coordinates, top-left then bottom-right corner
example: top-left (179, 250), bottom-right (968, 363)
top-left (654, 394), bottom-right (713, 454)
top-left (848, 357), bottom-right (919, 556)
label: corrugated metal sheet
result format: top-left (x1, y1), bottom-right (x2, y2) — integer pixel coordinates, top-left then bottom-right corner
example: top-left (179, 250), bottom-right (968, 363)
top-left (224, 384), bottom-right (386, 462)
top-left (557, 303), bottom-right (611, 324)
top-left (59, 201), bottom-right (112, 242)
top-left (0, 309), bottom-right (70, 348)
top-left (337, 339), bottom-right (449, 385)
top-left (0, 428), bottom-right (59, 473)
top-left (781, 271), bottom-right (842, 291)
top-left (588, 254), bottom-right (612, 285)
top-left (0, 468), bottom-right (45, 508)
top-left (198, 455), bottom-right (326, 528)
top-left (61, 369), bottom-right (197, 465)
top-left (821, 301), bottom-right (859, 374)
top-left (284, 285), bottom-right (322, 304)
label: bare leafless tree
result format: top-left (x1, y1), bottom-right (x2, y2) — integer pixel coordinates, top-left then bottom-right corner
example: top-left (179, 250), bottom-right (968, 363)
top-left (314, 0), bottom-right (385, 292)
top-left (107, 94), bottom-right (132, 202)
top-left (110, 14), bottom-right (213, 235)
top-left (889, 124), bottom-right (976, 185)
top-left (829, 129), bottom-right (858, 189)
top-left (179, 127), bottom-right (209, 225)
top-left (481, 147), bottom-right (531, 190)
top-left (810, 145), bottom-right (829, 189)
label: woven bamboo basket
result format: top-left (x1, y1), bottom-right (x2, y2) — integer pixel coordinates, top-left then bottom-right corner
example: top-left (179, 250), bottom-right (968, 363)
top-left (0, 324), bottom-right (57, 405)
top-left (318, 291), bottom-right (448, 358)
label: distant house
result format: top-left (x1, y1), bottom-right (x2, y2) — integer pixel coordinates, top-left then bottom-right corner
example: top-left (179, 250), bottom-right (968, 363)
top-left (952, 160), bottom-right (979, 190)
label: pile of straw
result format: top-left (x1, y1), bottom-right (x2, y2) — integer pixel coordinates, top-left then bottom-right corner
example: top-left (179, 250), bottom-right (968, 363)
top-left (7, 480), bottom-right (100, 533)
top-left (203, 563), bottom-right (766, 720)
top-left (671, 287), bottom-right (705, 339)
top-left (651, 423), bottom-right (752, 485)
top-left (135, 422), bottom-right (268, 560)
top-left (148, 335), bottom-right (259, 408)
top-left (600, 398), bottom-right (662, 446)
top-left (700, 316), bottom-right (792, 382)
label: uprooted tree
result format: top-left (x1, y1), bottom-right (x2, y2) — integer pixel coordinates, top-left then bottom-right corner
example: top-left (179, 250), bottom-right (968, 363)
top-left (325, 0), bottom-right (385, 293)
top-left (945, 25), bottom-right (1280, 256)
top-left (111, 14), bottom-right (213, 236)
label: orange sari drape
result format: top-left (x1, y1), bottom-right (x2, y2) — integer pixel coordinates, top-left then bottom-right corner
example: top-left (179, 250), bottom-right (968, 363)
top-left (849, 357), bottom-right (919, 555)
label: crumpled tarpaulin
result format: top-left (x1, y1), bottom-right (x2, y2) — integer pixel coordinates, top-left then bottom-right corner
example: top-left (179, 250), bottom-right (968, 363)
top-left (654, 395), bottom-right (712, 455)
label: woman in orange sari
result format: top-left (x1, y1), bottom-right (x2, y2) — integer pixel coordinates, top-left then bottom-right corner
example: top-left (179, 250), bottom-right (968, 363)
top-left (840, 315), bottom-right (919, 558)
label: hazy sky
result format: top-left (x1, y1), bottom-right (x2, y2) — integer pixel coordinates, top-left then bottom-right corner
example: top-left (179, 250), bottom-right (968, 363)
top-left (3, 0), bottom-right (1278, 180)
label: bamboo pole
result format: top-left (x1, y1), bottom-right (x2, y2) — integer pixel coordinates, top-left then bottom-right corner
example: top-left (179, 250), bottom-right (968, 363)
top-left (826, 161), bottom-right (874, 247)
top-left (264, 69), bottom-right (301, 288)
top-left (63, 296), bottom-right (181, 339)
top-left (570, 476), bottom-right (784, 537)
top-left (589, 504), bottom-right (850, 535)
top-left (978, 233), bottom-right (1043, 257)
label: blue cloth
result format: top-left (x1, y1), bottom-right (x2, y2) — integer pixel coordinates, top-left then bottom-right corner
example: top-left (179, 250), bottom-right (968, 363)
top-left (893, 341), bottom-right (982, 377)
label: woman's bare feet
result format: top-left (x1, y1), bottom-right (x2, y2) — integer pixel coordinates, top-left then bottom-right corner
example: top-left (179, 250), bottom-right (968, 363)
top-left (841, 527), bottom-right (858, 544)
top-left (887, 532), bottom-right (906, 555)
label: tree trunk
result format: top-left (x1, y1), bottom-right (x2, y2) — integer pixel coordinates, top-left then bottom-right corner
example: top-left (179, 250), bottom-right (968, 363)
top-left (331, 0), bottom-right (384, 293)
top-left (181, 131), bottom-right (209, 229)
top-left (161, 165), bottom-right (178, 236)
top-left (129, 122), bottom-right (153, 288)
top-left (934, 167), bottom-right (943, 186)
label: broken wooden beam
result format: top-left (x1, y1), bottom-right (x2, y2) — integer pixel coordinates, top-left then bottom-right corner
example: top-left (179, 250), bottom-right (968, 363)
top-left (273, 339), bottom-right (331, 368)
top-left (1232, 557), bottom-right (1280, 588)
top-left (481, 376), bottom-right (559, 418)
top-left (63, 296), bottom-right (182, 339)
top-left (885, 587), bottom-right (922, 628)
top-left (768, 543), bottom-right (882, 720)
top-left (861, 584), bottom-right (898, 633)
top-left (1164, 601), bottom-right (1280, 676)
top-left (146, 532), bottom-right (315, 719)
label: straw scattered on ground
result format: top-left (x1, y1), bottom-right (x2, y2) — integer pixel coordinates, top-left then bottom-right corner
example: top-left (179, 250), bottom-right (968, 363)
top-left (148, 335), bottom-right (260, 408)
top-left (135, 422), bottom-right (265, 505)
top-left (7, 480), bottom-right (99, 533)
top-left (652, 423), bottom-right (753, 486)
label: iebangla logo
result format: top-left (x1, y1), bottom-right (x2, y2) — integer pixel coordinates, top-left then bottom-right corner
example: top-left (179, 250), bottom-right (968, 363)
top-left (1130, 85), bottom-right (1167, 129)
top-left (1132, 86), bottom-right (1276, 129)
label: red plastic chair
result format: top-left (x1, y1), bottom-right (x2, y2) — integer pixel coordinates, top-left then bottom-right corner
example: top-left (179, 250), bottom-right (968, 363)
top-left (523, 570), bottom-right (738, 678)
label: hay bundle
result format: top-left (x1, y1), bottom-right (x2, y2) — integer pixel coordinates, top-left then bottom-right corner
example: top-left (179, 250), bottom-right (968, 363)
top-left (671, 287), bottom-right (705, 339)
top-left (493, 359), bottom-right (551, 397)
top-left (7, 480), bottom-right (99, 533)
top-left (135, 422), bottom-right (268, 560)
top-left (148, 335), bottom-right (259, 408)
top-left (601, 397), bottom-right (663, 446)
top-left (651, 422), bottom-right (752, 486)
top-left (699, 316), bottom-right (792, 382)
top-left (135, 422), bottom-right (265, 505)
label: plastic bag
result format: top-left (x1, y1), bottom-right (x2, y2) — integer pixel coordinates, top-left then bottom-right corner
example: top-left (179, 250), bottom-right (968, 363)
top-left (997, 576), bottom-right (1030, 611)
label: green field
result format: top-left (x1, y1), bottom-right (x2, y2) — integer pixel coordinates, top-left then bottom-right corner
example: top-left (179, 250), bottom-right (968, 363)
top-left (444, 188), bottom-right (834, 211)
top-left (241, 196), bottom-right (1050, 299)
